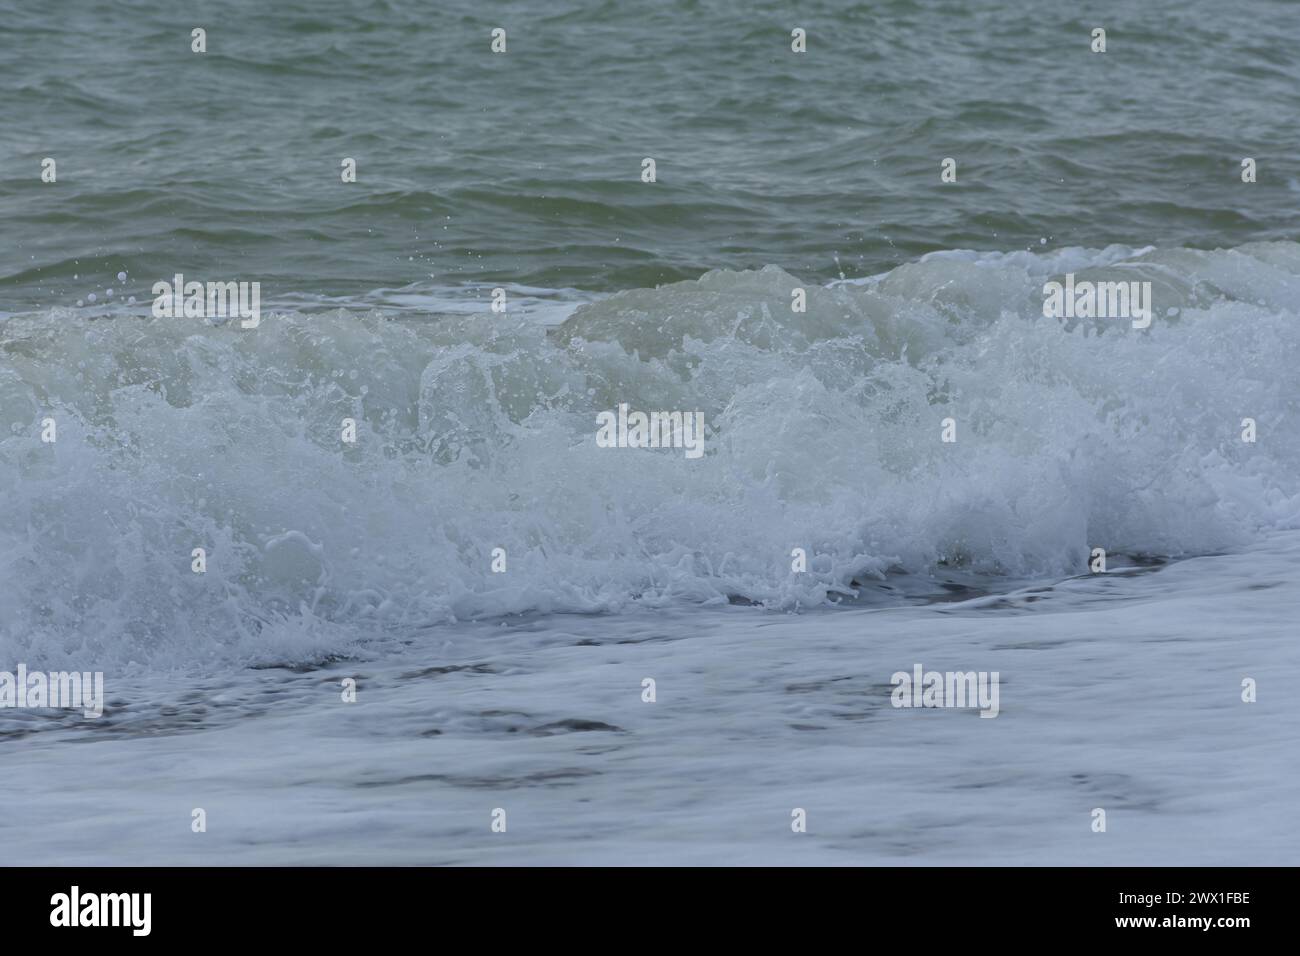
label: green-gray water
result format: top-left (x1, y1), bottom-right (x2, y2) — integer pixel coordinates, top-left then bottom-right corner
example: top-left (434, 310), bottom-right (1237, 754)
top-left (4, 0), bottom-right (1298, 310)
top-left (4, 0), bottom-right (1300, 871)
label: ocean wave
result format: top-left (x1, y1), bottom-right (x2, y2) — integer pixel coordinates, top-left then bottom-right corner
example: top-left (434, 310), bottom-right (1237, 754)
top-left (3, 242), bottom-right (1298, 670)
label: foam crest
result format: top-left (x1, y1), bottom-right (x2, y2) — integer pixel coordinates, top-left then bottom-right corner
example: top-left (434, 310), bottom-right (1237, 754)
top-left (3, 242), bottom-right (1298, 669)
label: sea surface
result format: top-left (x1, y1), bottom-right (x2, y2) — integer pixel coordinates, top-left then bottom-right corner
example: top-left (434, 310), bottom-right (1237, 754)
top-left (4, 0), bottom-right (1300, 308)
top-left (2, 0), bottom-right (1298, 864)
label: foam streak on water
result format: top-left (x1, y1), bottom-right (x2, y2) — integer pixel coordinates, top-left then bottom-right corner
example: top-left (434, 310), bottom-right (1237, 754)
top-left (3, 532), bottom-right (1298, 865)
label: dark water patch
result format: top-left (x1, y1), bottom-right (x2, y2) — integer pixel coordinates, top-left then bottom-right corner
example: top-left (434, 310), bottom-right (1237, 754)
top-left (400, 662), bottom-right (500, 679)
top-left (352, 768), bottom-right (598, 790)
top-left (528, 719), bottom-right (625, 736)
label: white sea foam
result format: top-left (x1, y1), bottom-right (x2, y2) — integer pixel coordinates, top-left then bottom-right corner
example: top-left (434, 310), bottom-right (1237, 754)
top-left (5, 533), bottom-right (1298, 864)
top-left (2, 242), bottom-right (1298, 670)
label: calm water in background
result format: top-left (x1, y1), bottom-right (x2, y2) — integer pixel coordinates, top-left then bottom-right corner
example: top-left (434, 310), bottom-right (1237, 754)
top-left (3, 0), bottom-right (1299, 309)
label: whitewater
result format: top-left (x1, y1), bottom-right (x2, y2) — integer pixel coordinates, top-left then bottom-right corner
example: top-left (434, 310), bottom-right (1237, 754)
top-left (2, 242), bottom-right (1298, 864)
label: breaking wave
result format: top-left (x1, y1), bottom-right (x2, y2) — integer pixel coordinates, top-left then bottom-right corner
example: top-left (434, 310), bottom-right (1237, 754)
top-left (3, 241), bottom-right (1299, 670)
